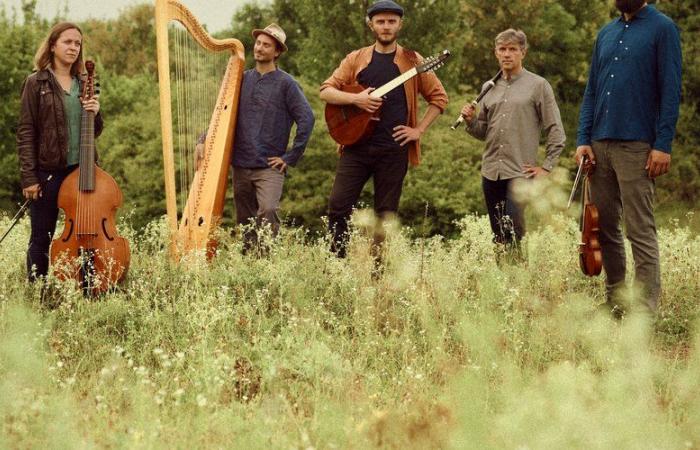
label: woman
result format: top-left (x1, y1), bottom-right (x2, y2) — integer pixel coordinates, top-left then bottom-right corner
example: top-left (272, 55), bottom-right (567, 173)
top-left (17, 22), bottom-right (103, 281)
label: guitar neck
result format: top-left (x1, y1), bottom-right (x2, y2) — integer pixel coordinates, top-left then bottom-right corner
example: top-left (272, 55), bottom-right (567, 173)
top-left (370, 67), bottom-right (418, 98)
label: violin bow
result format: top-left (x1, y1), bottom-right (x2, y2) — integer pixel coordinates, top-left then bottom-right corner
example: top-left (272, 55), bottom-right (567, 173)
top-left (567, 157), bottom-right (587, 209)
top-left (0, 199), bottom-right (31, 246)
top-left (0, 175), bottom-right (53, 247)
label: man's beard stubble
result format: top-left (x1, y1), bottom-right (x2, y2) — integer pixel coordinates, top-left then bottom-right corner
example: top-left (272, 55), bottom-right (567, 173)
top-left (373, 30), bottom-right (398, 46)
top-left (615, 0), bottom-right (645, 14)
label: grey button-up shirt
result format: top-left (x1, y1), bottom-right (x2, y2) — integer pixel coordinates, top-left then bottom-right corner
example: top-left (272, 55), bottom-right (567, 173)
top-left (467, 69), bottom-right (566, 181)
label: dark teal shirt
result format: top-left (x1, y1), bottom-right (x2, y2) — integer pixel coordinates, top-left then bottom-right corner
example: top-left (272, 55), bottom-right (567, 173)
top-left (576, 5), bottom-right (682, 153)
top-left (64, 77), bottom-right (82, 165)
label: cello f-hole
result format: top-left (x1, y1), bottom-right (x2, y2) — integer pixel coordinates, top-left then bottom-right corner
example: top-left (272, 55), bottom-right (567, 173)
top-left (101, 218), bottom-right (114, 241)
top-left (61, 219), bottom-right (74, 242)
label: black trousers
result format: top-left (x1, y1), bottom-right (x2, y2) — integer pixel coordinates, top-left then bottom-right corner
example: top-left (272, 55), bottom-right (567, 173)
top-left (27, 167), bottom-right (76, 281)
top-left (482, 176), bottom-right (526, 245)
top-left (328, 145), bottom-right (408, 257)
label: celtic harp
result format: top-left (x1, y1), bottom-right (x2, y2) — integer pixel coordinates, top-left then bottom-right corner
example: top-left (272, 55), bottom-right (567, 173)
top-left (155, 0), bottom-right (244, 259)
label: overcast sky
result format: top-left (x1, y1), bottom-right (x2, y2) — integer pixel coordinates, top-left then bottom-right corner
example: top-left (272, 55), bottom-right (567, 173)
top-left (1, 0), bottom-right (253, 32)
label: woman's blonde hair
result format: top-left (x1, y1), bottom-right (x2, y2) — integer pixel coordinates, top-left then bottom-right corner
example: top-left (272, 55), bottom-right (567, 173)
top-left (34, 22), bottom-right (84, 76)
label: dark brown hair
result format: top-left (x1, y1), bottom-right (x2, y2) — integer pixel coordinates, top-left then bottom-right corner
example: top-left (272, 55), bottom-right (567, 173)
top-left (33, 22), bottom-right (84, 76)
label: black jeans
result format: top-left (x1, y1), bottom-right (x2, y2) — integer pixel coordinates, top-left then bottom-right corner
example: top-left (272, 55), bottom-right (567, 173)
top-left (482, 176), bottom-right (526, 246)
top-left (27, 167), bottom-right (76, 281)
top-left (328, 145), bottom-right (408, 257)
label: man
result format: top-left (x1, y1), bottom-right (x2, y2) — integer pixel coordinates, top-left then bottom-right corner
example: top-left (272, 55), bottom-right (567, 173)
top-left (575, 1), bottom-right (682, 315)
top-left (461, 29), bottom-right (565, 248)
top-left (320, 0), bottom-right (448, 258)
top-left (199, 23), bottom-right (314, 252)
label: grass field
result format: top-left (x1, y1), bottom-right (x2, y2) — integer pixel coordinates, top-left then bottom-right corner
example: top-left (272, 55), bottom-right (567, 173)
top-left (1, 200), bottom-right (700, 448)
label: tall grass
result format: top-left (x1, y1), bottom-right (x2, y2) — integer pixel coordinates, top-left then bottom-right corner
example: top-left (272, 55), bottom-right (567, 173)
top-left (1, 197), bottom-right (699, 448)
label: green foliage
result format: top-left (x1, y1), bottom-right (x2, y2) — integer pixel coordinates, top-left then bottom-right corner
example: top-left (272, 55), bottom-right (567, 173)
top-left (0, 5), bottom-right (48, 210)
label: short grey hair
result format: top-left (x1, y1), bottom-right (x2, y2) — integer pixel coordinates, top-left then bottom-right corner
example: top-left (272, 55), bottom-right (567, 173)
top-left (495, 29), bottom-right (528, 51)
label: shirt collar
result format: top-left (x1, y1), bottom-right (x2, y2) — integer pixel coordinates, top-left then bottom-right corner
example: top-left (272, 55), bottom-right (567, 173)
top-left (502, 68), bottom-right (527, 83)
top-left (617, 3), bottom-right (654, 23)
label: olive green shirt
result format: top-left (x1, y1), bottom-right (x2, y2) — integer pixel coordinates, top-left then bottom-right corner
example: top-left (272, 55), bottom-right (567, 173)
top-left (466, 69), bottom-right (565, 181)
top-left (64, 77), bottom-right (82, 166)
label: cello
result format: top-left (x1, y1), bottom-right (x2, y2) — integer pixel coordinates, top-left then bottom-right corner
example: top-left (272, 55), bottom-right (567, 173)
top-left (568, 155), bottom-right (602, 276)
top-left (50, 61), bottom-right (130, 295)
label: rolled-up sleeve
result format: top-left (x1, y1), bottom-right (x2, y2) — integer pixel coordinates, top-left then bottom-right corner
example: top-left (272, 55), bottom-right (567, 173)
top-left (416, 64), bottom-right (448, 113)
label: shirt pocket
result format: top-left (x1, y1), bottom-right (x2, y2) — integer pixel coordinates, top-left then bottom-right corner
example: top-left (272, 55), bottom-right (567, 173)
top-left (38, 88), bottom-right (58, 127)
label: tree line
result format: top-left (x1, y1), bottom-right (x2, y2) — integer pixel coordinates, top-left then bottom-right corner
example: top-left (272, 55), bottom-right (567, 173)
top-left (1, 0), bottom-right (698, 235)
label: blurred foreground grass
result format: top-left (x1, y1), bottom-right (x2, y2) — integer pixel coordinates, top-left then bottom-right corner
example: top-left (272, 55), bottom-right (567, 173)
top-left (1, 194), bottom-right (699, 449)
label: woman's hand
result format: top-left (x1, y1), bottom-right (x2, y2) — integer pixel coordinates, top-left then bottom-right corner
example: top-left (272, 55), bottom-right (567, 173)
top-left (82, 96), bottom-right (100, 114)
top-left (23, 183), bottom-right (41, 200)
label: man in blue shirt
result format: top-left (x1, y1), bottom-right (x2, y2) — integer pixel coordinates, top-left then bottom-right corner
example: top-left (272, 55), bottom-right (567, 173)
top-left (200, 23), bottom-right (315, 253)
top-left (575, 1), bottom-right (682, 316)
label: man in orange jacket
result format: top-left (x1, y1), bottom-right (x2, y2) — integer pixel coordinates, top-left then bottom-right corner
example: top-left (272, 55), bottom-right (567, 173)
top-left (320, 0), bottom-right (448, 258)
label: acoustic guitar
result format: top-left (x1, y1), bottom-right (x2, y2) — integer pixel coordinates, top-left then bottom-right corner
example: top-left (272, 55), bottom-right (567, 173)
top-left (324, 49), bottom-right (450, 146)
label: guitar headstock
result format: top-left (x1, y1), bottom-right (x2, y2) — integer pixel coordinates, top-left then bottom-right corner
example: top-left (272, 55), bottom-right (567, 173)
top-left (416, 50), bottom-right (450, 74)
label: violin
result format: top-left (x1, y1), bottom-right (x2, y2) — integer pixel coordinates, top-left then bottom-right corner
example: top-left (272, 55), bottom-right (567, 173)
top-left (50, 61), bottom-right (130, 295)
top-left (568, 155), bottom-right (602, 276)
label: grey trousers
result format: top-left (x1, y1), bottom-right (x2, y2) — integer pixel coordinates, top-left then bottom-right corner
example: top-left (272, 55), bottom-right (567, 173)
top-left (232, 166), bottom-right (285, 247)
top-left (590, 140), bottom-right (661, 311)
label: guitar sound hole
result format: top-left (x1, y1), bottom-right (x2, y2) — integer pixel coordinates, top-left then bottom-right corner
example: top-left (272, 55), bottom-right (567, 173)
top-left (198, 217), bottom-right (204, 227)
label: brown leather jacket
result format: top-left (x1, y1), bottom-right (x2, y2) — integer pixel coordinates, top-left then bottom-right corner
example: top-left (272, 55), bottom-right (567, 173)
top-left (16, 69), bottom-right (103, 188)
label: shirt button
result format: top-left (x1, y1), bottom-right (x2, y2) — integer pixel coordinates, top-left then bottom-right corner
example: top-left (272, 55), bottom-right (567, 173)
top-left (504, 99), bottom-right (508, 103)
top-left (607, 92), bottom-right (611, 95)
top-left (499, 159), bottom-right (503, 162)
top-left (625, 47), bottom-right (629, 51)
top-left (611, 74), bottom-right (615, 78)
top-left (614, 57), bottom-right (619, 61)
top-left (500, 129), bottom-right (504, 132)
top-left (502, 114), bottom-right (506, 117)
top-left (500, 144), bottom-right (504, 148)
top-left (625, 24), bottom-right (629, 28)
top-left (619, 40), bottom-right (623, 44)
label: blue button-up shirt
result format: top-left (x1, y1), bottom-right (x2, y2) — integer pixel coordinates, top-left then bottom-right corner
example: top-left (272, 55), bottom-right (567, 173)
top-left (233, 69), bottom-right (315, 168)
top-left (576, 5), bottom-right (682, 153)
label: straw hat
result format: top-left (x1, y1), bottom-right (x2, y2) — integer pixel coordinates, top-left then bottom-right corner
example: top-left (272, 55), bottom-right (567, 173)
top-left (252, 23), bottom-right (288, 53)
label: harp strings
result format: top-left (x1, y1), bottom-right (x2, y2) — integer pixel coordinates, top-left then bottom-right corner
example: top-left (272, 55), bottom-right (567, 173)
top-left (169, 23), bottom-right (229, 220)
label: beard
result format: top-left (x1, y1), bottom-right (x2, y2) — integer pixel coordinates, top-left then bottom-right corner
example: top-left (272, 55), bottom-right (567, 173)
top-left (372, 29), bottom-right (398, 46)
top-left (615, 0), bottom-right (645, 14)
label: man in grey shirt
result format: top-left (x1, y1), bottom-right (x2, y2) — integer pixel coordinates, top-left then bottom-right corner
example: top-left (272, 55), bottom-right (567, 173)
top-left (461, 28), bottom-right (565, 249)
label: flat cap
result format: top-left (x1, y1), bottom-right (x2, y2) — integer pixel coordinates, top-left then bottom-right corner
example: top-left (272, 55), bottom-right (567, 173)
top-left (367, 0), bottom-right (404, 18)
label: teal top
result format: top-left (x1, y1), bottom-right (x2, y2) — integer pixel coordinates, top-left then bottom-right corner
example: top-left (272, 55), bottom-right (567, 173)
top-left (63, 77), bottom-right (82, 166)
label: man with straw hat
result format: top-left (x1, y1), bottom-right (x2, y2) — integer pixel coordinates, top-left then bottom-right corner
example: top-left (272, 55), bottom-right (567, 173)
top-left (198, 23), bottom-right (314, 254)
